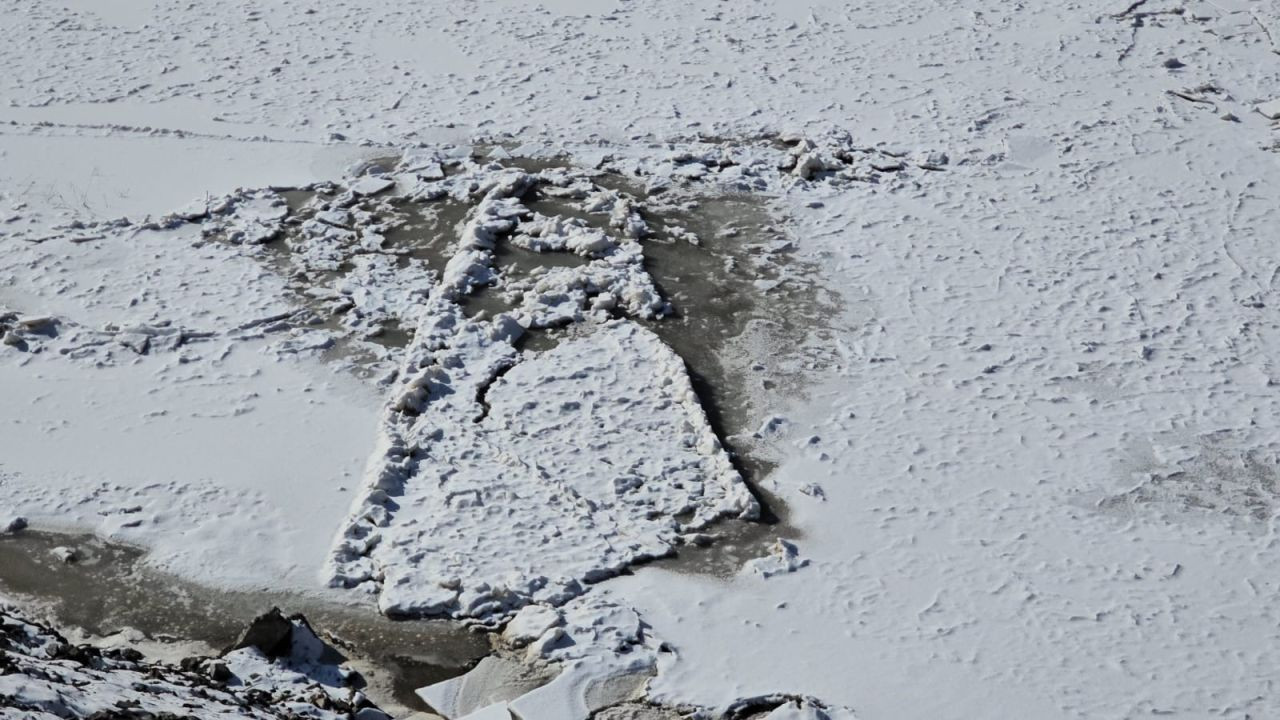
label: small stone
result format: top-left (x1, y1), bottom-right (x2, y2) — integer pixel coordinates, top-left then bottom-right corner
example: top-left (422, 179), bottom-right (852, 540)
top-left (208, 660), bottom-right (232, 683)
top-left (1162, 57), bottom-right (1185, 69)
top-left (227, 608), bottom-right (294, 658)
top-left (3, 516), bottom-right (27, 534)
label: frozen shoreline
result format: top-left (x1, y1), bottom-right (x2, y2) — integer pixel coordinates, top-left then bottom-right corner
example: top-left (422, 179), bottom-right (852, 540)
top-left (0, 138), bottom-right (862, 717)
top-left (5, 0), bottom-right (1280, 717)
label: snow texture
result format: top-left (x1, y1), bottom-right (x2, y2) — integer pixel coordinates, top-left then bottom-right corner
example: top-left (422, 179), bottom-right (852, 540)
top-left (6, 0), bottom-right (1280, 718)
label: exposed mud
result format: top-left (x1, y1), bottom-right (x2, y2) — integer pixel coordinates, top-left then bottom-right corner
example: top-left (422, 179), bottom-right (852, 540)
top-left (0, 530), bottom-right (489, 714)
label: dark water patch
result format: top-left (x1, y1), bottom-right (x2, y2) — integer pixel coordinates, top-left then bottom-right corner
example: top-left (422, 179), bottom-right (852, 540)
top-left (641, 197), bottom-right (780, 437)
top-left (522, 191), bottom-right (610, 231)
top-left (457, 285), bottom-right (512, 320)
top-left (281, 189), bottom-right (317, 214)
top-left (471, 144), bottom-right (574, 176)
top-left (590, 170), bottom-right (647, 197)
top-left (626, 192), bottom-right (839, 570)
top-left (513, 327), bottom-right (566, 354)
top-left (0, 530), bottom-right (489, 714)
top-left (495, 239), bottom-right (590, 275)
top-left (382, 198), bottom-right (472, 271)
top-left (368, 318), bottom-right (413, 349)
top-left (641, 193), bottom-right (837, 437)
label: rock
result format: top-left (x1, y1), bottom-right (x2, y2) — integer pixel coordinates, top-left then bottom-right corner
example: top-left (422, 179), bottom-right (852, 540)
top-left (1162, 57), bottom-right (1185, 69)
top-left (208, 660), bottom-right (232, 682)
top-left (3, 516), bottom-right (27, 534)
top-left (2, 604), bottom-right (374, 717)
top-left (354, 708), bottom-right (392, 720)
top-left (227, 608), bottom-right (294, 658)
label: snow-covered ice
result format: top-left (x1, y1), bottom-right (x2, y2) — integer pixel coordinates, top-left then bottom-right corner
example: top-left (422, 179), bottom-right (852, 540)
top-left (6, 0), bottom-right (1280, 718)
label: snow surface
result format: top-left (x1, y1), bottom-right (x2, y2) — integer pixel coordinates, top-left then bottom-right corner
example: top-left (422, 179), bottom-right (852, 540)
top-left (5, 0), bottom-right (1280, 718)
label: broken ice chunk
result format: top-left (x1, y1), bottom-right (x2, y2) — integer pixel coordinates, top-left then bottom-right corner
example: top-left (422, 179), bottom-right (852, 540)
top-left (504, 604), bottom-right (565, 646)
top-left (745, 539), bottom-right (810, 579)
top-left (349, 176), bottom-right (396, 197)
top-left (1256, 99), bottom-right (1280, 120)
